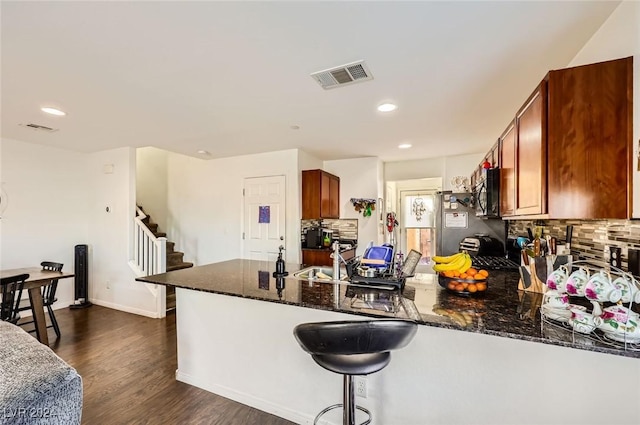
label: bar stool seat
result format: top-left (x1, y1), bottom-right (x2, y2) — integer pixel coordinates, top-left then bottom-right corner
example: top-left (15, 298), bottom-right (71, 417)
top-left (294, 319), bottom-right (418, 425)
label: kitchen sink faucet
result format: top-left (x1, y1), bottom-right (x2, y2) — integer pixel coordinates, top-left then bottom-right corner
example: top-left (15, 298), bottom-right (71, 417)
top-left (331, 241), bottom-right (348, 281)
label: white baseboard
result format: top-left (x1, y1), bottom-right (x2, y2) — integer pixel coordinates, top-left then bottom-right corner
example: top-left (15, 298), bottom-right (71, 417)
top-left (176, 370), bottom-right (320, 425)
top-left (89, 298), bottom-right (160, 318)
top-left (17, 296), bottom-right (75, 318)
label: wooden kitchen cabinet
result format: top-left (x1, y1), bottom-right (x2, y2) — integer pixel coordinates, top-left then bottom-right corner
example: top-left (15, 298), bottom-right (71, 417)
top-left (498, 56), bottom-right (632, 219)
top-left (515, 83), bottom-right (547, 216)
top-left (302, 248), bottom-right (355, 266)
top-left (499, 120), bottom-right (516, 217)
top-left (302, 169), bottom-right (340, 219)
top-left (546, 57), bottom-right (632, 219)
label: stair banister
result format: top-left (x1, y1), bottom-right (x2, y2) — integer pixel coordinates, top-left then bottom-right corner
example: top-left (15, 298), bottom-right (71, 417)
top-left (132, 206), bottom-right (167, 276)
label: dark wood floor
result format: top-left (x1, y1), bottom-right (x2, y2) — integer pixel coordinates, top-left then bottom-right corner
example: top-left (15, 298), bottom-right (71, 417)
top-left (31, 306), bottom-right (294, 425)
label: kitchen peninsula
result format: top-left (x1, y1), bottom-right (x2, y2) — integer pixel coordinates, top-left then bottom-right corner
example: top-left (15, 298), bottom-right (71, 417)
top-left (138, 260), bottom-right (640, 424)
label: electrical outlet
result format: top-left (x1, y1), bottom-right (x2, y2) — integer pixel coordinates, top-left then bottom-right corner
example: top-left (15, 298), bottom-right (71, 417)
top-left (355, 377), bottom-right (367, 398)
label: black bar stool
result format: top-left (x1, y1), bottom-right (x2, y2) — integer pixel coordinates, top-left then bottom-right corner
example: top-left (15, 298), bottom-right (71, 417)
top-left (294, 319), bottom-right (418, 425)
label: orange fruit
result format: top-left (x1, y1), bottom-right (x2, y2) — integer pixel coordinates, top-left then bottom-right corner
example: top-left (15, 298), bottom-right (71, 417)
top-left (462, 282), bottom-right (469, 289)
top-left (466, 268), bottom-right (477, 276)
top-left (452, 270), bottom-right (460, 277)
top-left (479, 269), bottom-right (489, 277)
top-left (444, 270), bottom-right (455, 278)
top-left (476, 282), bottom-right (487, 291)
top-left (467, 283), bottom-right (478, 293)
top-left (447, 281), bottom-right (457, 291)
top-left (459, 273), bottom-right (468, 279)
top-left (473, 273), bottom-right (485, 280)
top-left (455, 284), bottom-right (465, 292)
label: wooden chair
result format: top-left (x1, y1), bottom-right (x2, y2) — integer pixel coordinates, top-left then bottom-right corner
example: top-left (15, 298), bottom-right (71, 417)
top-left (1, 273), bottom-right (28, 324)
top-left (19, 261), bottom-right (63, 338)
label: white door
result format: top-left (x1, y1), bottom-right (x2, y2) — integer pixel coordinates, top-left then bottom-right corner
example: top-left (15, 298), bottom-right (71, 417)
top-left (399, 189), bottom-right (436, 272)
top-left (243, 175), bottom-right (286, 262)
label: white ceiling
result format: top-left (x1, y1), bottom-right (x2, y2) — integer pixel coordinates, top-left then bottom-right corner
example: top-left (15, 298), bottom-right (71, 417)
top-left (1, 1), bottom-right (620, 162)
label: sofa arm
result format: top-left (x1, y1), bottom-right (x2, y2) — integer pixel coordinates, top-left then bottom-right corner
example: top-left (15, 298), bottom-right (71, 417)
top-left (0, 321), bottom-right (82, 424)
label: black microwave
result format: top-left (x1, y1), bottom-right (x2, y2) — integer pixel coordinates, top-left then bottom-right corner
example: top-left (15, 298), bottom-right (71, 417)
top-left (475, 168), bottom-right (500, 218)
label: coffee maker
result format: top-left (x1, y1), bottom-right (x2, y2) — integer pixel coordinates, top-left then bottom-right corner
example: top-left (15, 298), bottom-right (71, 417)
top-left (305, 227), bottom-right (323, 249)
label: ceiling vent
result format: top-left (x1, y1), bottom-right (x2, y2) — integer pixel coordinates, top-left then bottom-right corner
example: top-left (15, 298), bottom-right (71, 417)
top-left (311, 60), bottom-right (373, 89)
top-left (19, 123), bottom-right (58, 133)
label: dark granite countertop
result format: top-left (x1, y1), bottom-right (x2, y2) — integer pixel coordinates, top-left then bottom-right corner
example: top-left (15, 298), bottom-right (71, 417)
top-left (136, 258), bottom-right (640, 359)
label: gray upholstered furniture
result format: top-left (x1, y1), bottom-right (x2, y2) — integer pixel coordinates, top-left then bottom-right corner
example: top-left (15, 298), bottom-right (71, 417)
top-left (0, 320), bottom-right (82, 424)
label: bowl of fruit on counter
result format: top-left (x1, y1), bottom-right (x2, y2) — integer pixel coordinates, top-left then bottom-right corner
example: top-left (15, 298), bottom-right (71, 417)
top-left (433, 252), bottom-right (489, 296)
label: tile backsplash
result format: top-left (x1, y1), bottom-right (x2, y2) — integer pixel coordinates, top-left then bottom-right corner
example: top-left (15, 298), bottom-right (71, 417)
top-left (509, 219), bottom-right (640, 273)
top-left (301, 219), bottom-right (359, 243)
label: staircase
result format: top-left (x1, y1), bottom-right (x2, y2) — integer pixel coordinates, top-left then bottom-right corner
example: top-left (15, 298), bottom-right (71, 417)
top-left (139, 206), bottom-right (193, 312)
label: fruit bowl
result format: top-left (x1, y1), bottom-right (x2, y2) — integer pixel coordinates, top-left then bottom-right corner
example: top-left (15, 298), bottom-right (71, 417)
top-left (438, 273), bottom-right (488, 297)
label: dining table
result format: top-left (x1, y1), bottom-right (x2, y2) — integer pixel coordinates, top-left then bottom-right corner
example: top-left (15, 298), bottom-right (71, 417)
top-left (0, 266), bottom-right (74, 345)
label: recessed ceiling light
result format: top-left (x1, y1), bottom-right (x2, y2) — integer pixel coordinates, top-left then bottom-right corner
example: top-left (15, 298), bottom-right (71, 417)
top-left (197, 150), bottom-right (210, 155)
top-left (377, 103), bottom-right (397, 112)
top-left (398, 143), bottom-right (412, 149)
top-left (41, 107), bottom-right (66, 116)
top-left (290, 125), bottom-right (300, 130)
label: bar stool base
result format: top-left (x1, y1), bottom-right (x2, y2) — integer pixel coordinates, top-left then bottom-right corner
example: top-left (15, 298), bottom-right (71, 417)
top-left (313, 403), bottom-right (371, 425)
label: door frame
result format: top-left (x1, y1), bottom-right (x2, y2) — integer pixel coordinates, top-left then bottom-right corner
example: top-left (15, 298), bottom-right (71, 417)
top-left (398, 188), bottom-right (438, 268)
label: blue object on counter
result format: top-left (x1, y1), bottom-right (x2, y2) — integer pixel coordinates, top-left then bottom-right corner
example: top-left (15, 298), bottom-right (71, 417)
top-left (363, 244), bottom-right (394, 269)
top-left (516, 237), bottom-right (530, 249)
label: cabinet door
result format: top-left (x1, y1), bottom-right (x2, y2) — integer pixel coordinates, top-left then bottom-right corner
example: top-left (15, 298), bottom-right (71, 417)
top-left (301, 249), bottom-right (332, 266)
top-left (515, 83), bottom-right (547, 216)
top-left (302, 170), bottom-right (321, 219)
top-left (499, 121), bottom-right (516, 216)
top-left (329, 175), bottom-right (340, 218)
top-left (320, 172), bottom-right (332, 218)
top-left (546, 57), bottom-right (632, 219)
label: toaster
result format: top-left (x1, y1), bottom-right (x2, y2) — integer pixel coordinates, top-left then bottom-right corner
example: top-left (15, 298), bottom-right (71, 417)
top-left (459, 235), bottom-right (504, 257)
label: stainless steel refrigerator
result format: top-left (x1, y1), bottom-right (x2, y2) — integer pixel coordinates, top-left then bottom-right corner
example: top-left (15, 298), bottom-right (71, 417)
top-left (435, 191), bottom-right (506, 256)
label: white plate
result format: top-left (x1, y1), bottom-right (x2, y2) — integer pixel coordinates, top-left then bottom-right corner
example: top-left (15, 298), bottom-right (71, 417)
top-left (541, 305), bottom-right (572, 322)
top-left (602, 331), bottom-right (640, 344)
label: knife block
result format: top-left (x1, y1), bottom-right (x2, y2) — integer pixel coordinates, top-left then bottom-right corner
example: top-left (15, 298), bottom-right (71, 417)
top-left (518, 255), bottom-right (573, 293)
top-left (518, 260), bottom-right (546, 293)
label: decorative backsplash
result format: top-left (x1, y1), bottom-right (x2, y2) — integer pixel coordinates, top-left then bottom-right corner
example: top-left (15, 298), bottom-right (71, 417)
top-left (301, 219), bottom-right (358, 243)
top-left (509, 219), bottom-right (640, 273)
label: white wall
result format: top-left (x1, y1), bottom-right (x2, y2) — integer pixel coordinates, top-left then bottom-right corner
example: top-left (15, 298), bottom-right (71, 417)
top-left (136, 147), bottom-right (169, 232)
top-left (442, 152), bottom-right (485, 190)
top-left (0, 139), bottom-right (169, 318)
top-left (385, 156), bottom-right (445, 182)
top-left (567, 0), bottom-right (639, 218)
top-left (298, 150), bottom-right (323, 175)
top-left (385, 152), bottom-right (484, 190)
top-left (86, 147), bottom-right (159, 316)
top-left (324, 157), bottom-right (383, 255)
top-left (165, 149), bottom-right (302, 265)
top-left (0, 138), bottom-right (89, 309)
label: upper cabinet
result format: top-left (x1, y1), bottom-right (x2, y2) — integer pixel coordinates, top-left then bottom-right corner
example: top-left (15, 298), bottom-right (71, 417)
top-left (500, 56), bottom-right (632, 220)
top-left (546, 57), bottom-right (632, 219)
top-left (302, 169), bottom-right (340, 219)
top-left (499, 120), bottom-right (516, 217)
top-left (514, 83), bottom-right (547, 216)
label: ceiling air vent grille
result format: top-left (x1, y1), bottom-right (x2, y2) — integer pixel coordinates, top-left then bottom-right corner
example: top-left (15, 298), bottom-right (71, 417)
top-left (19, 123), bottom-right (58, 133)
top-left (311, 60), bottom-right (373, 89)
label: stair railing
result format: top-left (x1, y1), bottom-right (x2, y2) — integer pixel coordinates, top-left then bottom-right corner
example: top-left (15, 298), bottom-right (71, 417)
top-left (130, 206), bottom-right (167, 276)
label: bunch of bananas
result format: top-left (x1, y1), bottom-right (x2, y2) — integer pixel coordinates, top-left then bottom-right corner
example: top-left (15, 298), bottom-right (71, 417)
top-left (432, 252), bottom-right (472, 274)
